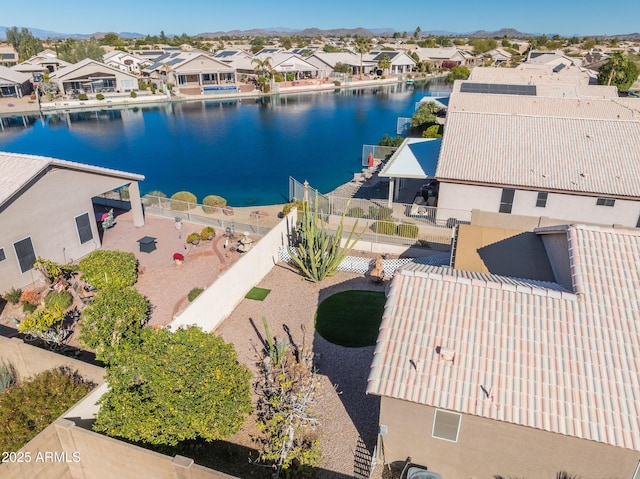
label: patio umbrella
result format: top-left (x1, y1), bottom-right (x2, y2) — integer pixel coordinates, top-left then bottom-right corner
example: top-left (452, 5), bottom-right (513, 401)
top-left (368, 152), bottom-right (374, 167)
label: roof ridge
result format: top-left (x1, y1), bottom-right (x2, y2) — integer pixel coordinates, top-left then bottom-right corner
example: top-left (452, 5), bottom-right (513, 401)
top-left (449, 109), bottom-right (640, 124)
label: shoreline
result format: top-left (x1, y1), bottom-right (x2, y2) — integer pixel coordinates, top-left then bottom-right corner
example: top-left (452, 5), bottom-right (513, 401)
top-left (0, 74), bottom-right (445, 117)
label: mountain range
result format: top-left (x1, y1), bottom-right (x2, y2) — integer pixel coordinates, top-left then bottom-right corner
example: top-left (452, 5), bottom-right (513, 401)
top-left (1, 25), bottom-right (639, 40)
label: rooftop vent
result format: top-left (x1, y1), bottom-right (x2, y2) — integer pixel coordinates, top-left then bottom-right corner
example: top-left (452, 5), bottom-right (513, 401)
top-left (435, 345), bottom-right (456, 362)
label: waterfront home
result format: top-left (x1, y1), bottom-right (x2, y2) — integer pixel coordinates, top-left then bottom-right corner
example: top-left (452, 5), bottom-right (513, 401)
top-left (0, 43), bottom-right (19, 67)
top-left (413, 47), bottom-right (469, 67)
top-left (102, 50), bottom-right (148, 74)
top-left (0, 151), bottom-right (144, 292)
top-left (526, 50), bottom-right (585, 68)
top-left (253, 51), bottom-right (320, 79)
top-left (51, 58), bottom-right (139, 96)
top-left (364, 51), bottom-right (416, 75)
top-left (0, 65), bottom-right (32, 98)
top-left (468, 63), bottom-right (598, 87)
top-left (433, 76), bottom-right (640, 228)
top-left (305, 51), bottom-right (361, 78)
top-left (143, 52), bottom-right (237, 95)
top-left (367, 224), bottom-right (640, 478)
top-left (11, 50), bottom-right (72, 84)
top-left (212, 49), bottom-right (257, 76)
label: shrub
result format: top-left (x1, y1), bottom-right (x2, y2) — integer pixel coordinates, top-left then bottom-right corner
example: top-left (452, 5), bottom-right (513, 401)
top-left (78, 93), bottom-right (88, 101)
top-left (372, 221), bottom-right (396, 236)
top-left (396, 222), bottom-right (419, 238)
top-left (147, 190), bottom-right (166, 198)
top-left (281, 200), bottom-right (304, 217)
top-left (187, 232), bottom-right (201, 244)
top-left (44, 290), bottom-right (73, 310)
top-left (170, 191), bottom-right (197, 211)
top-left (285, 73), bottom-right (295, 81)
top-left (96, 93), bottom-right (105, 100)
top-left (20, 289), bottom-right (40, 306)
top-left (130, 91), bottom-right (137, 98)
top-left (201, 226), bottom-right (215, 240)
top-left (188, 287), bottom-right (204, 302)
top-left (22, 303), bottom-right (37, 313)
top-left (273, 74), bottom-right (284, 82)
top-left (368, 206), bottom-right (393, 221)
top-left (0, 362), bottom-right (16, 392)
top-left (3, 287), bottom-right (21, 305)
top-left (333, 80), bottom-right (341, 86)
top-left (202, 194), bottom-right (227, 213)
top-left (78, 250), bottom-right (138, 290)
top-left (347, 207), bottom-right (365, 218)
top-left (0, 368), bottom-right (93, 452)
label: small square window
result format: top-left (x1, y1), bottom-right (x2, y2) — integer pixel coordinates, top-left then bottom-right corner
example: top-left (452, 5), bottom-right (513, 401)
top-left (0, 248), bottom-right (5, 262)
top-left (596, 198), bottom-right (615, 207)
top-left (432, 409), bottom-right (461, 442)
top-left (536, 192), bottom-right (548, 208)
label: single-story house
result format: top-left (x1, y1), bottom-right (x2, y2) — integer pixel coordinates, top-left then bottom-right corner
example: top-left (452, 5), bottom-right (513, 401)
top-left (0, 65), bottom-right (32, 98)
top-left (364, 51), bottom-right (416, 75)
top-left (11, 50), bottom-right (72, 83)
top-left (413, 47), bottom-right (468, 67)
top-left (433, 77), bottom-right (640, 228)
top-left (253, 51), bottom-right (320, 79)
top-left (143, 52), bottom-right (237, 95)
top-left (212, 49), bottom-right (257, 76)
top-left (51, 58), bottom-right (139, 96)
top-left (368, 223), bottom-right (640, 478)
top-left (482, 48), bottom-right (513, 64)
top-left (102, 50), bottom-right (147, 74)
top-left (305, 52), bottom-right (361, 78)
top-left (0, 151), bottom-right (145, 292)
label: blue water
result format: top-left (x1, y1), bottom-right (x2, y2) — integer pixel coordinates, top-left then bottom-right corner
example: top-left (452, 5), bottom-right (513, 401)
top-left (0, 81), bottom-right (449, 206)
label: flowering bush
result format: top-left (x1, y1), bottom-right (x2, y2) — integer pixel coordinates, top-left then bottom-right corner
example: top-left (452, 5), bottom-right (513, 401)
top-left (78, 250), bottom-right (137, 290)
top-left (19, 289), bottom-right (40, 306)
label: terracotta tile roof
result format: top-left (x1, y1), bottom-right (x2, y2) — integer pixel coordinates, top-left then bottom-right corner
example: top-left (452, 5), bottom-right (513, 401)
top-left (435, 111), bottom-right (640, 198)
top-left (0, 151), bottom-right (144, 208)
top-left (367, 225), bottom-right (640, 451)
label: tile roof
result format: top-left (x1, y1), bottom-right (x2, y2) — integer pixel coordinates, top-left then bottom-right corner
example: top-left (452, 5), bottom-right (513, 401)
top-left (0, 152), bottom-right (144, 209)
top-left (468, 65), bottom-right (593, 86)
top-left (367, 225), bottom-right (640, 451)
top-left (0, 65), bottom-right (30, 84)
top-left (435, 111), bottom-right (640, 198)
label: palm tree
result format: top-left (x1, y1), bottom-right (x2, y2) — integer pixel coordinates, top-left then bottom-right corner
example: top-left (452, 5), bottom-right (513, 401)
top-left (377, 54), bottom-right (392, 76)
top-left (353, 37), bottom-right (372, 80)
top-left (251, 56), bottom-right (273, 79)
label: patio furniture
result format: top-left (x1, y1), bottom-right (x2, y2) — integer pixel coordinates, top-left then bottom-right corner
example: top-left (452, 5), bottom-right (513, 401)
top-left (237, 235), bottom-right (254, 253)
top-left (72, 281), bottom-right (94, 305)
top-left (137, 236), bottom-right (157, 254)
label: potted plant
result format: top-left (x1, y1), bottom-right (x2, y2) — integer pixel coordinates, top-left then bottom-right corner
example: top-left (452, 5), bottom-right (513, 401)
top-left (173, 253), bottom-right (184, 265)
top-left (187, 232), bottom-right (200, 246)
top-left (201, 226), bottom-right (215, 240)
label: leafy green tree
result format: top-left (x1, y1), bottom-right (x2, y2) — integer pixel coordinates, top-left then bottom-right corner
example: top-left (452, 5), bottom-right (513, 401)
top-left (94, 327), bottom-right (252, 446)
top-left (58, 38), bottom-right (106, 63)
top-left (411, 101), bottom-right (441, 130)
top-left (101, 33), bottom-right (120, 46)
top-left (413, 26), bottom-right (422, 39)
top-left (447, 65), bottom-right (470, 83)
top-left (333, 62), bottom-right (351, 74)
top-left (250, 36), bottom-right (265, 54)
top-left (280, 36), bottom-right (292, 50)
top-left (5, 26), bottom-right (43, 61)
top-left (501, 36), bottom-right (511, 48)
top-left (597, 51), bottom-right (640, 92)
top-left (79, 286), bottom-right (149, 364)
top-left (423, 124), bottom-right (442, 139)
top-left (470, 38), bottom-right (497, 54)
top-left (437, 36), bottom-right (452, 47)
top-left (78, 250), bottom-right (138, 290)
top-left (353, 36), bottom-right (372, 79)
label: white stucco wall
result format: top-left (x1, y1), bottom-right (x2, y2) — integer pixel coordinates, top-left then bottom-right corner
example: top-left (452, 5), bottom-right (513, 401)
top-left (438, 182), bottom-right (640, 228)
top-left (0, 167), bottom-right (138, 292)
top-left (169, 210), bottom-right (297, 333)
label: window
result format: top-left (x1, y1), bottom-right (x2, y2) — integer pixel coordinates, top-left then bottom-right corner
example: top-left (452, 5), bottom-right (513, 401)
top-left (75, 212), bottom-right (93, 244)
top-left (13, 237), bottom-right (36, 273)
top-left (0, 248), bottom-right (5, 262)
top-left (632, 460), bottom-right (640, 479)
top-left (637, 214), bottom-right (640, 229)
top-left (536, 191), bottom-right (548, 208)
top-left (499, 188), bottom-right (515, 214)
top-left (432, 409), bottom-right (461, 442)
top-left (596, 198), bottom-right (616, 207)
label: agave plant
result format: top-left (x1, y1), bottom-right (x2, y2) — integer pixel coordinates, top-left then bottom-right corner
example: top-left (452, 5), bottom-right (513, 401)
top-left (290, 197), bottom-right (365, 282)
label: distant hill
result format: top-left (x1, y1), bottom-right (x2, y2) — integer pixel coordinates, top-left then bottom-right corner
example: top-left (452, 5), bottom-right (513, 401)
top-left (0, 25), bottom-right (145, 40)
top-left (467, 28), bottom-right (536, 38)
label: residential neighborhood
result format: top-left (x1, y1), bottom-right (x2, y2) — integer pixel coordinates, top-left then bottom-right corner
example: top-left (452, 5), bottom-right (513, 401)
top-left (1, 10), bottom-right (640, 479)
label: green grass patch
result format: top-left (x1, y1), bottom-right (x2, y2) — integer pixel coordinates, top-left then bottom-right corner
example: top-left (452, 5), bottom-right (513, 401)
top-left (315, 291), bottom-right (386, 347)
top-left (245, 287), bottom-right (271, 301)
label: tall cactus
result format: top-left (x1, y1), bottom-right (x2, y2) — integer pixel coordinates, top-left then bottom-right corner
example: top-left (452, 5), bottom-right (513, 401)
top-left (290, 197), bottom-right (365, 282)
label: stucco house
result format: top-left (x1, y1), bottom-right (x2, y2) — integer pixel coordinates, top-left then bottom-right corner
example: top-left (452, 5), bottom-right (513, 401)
top-left (367, 223), bottom-right (640, 478)
top-left (102, 50), bottom-right (147, 74)
top-left (212, 49), bottom-right (257, 76)
top-left (143, 52), bottom-right (237, 95)
top-left (0, 44), bottom-right (19, 67)
top-left (413, 47), bottom-right (468, 67)
top-left (0, 152), bottom-right (144, 292)
top-left (51, 58), bottom-right (139, 96)
top-left (0, 65), bottom-right (32, 98)
top-left (11, 50), bottom-right (72, 82)
top-left (433, 75), bottom-right (640, 228)
top-left (364, 51), bottom-right (416, 75)
top-left (252, 51), bottom-right (320, 79)
top-left (305, 51), bottom-right (361, 78)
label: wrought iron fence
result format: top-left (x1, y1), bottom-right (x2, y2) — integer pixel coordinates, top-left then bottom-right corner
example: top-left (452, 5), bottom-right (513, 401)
top-left (141, 194), bottom-right (279, 236)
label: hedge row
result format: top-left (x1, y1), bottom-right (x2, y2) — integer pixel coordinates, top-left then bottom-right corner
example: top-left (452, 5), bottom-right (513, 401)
top-left (372, 221), bottom-right (419, 239)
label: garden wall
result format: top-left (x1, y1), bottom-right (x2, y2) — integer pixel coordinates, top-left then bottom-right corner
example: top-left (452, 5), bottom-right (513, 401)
top-left (0, 419), bottom-right (239, 479)
top-left (0, 336), bottom-right (104, 386)
top-left (169, 210), bottom-right (297, 332)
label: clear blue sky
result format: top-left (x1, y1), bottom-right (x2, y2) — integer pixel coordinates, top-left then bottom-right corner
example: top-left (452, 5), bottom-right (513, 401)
top-left (3, 0), bottom-right (639, 37)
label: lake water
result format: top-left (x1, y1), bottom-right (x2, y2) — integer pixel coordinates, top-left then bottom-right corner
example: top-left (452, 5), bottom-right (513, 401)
top-left (0, 80), bottom-right (450, 206)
